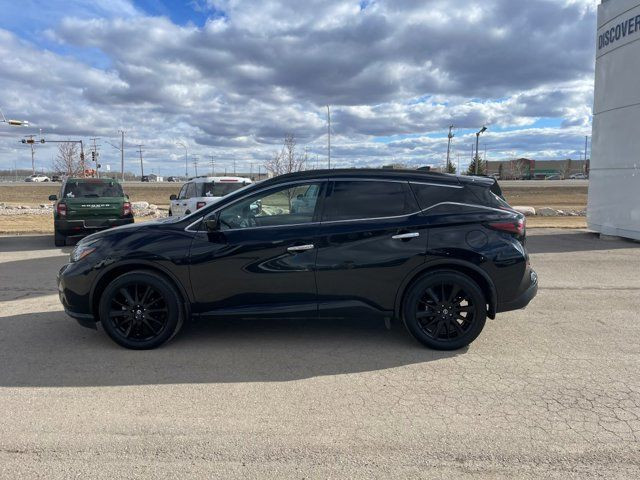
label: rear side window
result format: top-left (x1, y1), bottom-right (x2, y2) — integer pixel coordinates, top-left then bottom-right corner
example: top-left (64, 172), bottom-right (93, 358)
top-left (409, 183), bottom-right (464, 210)
top-left (322, 180), bottom-right (417, 221)
top-left (63, 181), bottom-right (123, 198)
top-left (202, 181), bottom-right (247, 197)
top-left (466, 184), bottom-right (511, 209)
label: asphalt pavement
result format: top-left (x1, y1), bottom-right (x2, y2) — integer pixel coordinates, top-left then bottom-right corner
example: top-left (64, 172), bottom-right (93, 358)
top-left (0, 229), bottom-right (638, 479)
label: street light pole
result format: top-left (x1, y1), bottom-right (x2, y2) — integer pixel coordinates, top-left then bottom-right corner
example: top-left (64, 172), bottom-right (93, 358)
top-left (327, 105), bottom-right (331, 169)
top-left (119, 130), bottom-right (125, 181)
top-left (474, 126), bottom-right (487, 175)
top-left (177, 142), bottom-right (188, 177)
top-left (446, 125), bottom-right (454, 172)
top-left (0, 108), bottom-right (29, 126)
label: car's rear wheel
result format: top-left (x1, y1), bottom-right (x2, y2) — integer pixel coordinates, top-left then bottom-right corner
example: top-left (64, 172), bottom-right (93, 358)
top-left (402, 271), bottom-right (486, 350)
top-left (99, 270), bottom-right (183, 349)
top-left (54, 229), bottom-right (66, 247)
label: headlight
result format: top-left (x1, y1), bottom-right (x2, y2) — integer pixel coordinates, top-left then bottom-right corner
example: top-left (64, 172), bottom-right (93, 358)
top-left (70, 241), bottom-right (99, 262)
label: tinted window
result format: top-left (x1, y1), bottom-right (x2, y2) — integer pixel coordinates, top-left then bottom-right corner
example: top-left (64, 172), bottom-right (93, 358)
top-left (63, 181), bottom-right (123, 198)
top-left (322, 180), bottom-right (417, 221)
top-left (202, 181), bottom-right (248, 197)
top-left (218, 182), bottom-right (322, 230)
top-left (409, 182), bottom-right (466, 210)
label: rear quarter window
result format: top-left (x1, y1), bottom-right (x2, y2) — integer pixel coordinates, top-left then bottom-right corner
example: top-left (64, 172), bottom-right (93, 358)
top-left (409, 182), bottom-right (466, 210)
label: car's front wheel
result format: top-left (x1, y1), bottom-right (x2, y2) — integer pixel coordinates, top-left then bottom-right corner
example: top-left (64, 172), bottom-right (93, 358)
top-left (99, 270), bottom-right (184, 349)
top-left (402, 271), bottom-right (487, 350)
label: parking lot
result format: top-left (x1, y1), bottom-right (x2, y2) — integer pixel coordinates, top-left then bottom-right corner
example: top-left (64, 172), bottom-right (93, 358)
top-left (0, 229), bottom-right (639, 478)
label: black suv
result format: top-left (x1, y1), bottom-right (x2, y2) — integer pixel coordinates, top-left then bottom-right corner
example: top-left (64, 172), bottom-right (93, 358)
top-left (57, 169), bottom-right (537, 350)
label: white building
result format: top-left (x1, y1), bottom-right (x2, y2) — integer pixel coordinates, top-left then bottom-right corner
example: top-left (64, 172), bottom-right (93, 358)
top-left (588, 0), bottom-right (640, 240)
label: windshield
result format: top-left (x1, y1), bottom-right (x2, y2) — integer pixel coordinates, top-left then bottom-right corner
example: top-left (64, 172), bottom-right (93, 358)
top-left (202, 182), bottom-right (248, 197)
top-left (63, 181), bottom-right (124, 198)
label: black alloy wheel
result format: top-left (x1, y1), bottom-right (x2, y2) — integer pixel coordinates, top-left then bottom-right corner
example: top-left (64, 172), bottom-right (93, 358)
top-left (99, 271), bottom-right (183, 349)
top-left (403, 271), bottom-right (486, 350)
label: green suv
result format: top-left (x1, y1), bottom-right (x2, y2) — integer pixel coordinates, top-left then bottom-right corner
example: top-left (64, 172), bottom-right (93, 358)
top-left (49, 177), bottom-right (134, 246)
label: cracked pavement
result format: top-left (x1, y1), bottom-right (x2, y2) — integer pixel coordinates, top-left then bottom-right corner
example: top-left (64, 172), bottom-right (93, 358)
top-left (0, 229), bottom-right (639, 479)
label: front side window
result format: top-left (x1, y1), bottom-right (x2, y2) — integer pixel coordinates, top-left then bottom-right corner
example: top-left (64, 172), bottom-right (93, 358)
top-left (322, 180), bottom-right (417, 221)
top-left (217, 182), bottom-right (322, 230)
top-left (178, 184), bottom-right (188, 199)
top-left (185, 183), bottom-right (197, 198)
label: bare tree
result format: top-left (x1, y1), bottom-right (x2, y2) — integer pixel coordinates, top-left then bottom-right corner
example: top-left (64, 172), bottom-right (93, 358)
top-left (264, 134), bottom-right (307, 177)
top-left (560, 158), bottom-right (572, 179)
top-left (509, 158), bottom-right (528, 180)
top-left (53, 142), bottom-right (82, 176)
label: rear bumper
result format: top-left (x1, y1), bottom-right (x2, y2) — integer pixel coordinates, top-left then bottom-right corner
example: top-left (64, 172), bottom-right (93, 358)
top-left (55, 217), bottom-right (133, 235)
top-left (496, 269), bottom-right (538, 313)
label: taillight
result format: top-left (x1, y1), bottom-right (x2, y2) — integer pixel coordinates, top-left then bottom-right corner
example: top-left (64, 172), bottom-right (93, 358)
top-left (57, 203), bottom-right (67, 217)
top-left (122, 202), bottom-right (131, 216)
top-left (196, 201), bottom-right (206, 209)
top-left (487, 217), bottom-right (525, 235)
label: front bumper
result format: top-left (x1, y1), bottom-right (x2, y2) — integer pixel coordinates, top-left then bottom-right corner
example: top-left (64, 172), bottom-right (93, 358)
top-left (496, 269), bottom-right (538, 313)
top-left (57, 263), bottom-right (99, 329)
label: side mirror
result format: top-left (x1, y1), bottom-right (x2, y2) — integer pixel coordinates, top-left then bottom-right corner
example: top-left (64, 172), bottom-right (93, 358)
top-left (169, 194), bottom-right (177, 200)
top-left (48, 194), bottom-right (57, 201)
top-left (204, 213), bottom-right (220, 231)
top-left (125, 194), bottom-right (130, 200)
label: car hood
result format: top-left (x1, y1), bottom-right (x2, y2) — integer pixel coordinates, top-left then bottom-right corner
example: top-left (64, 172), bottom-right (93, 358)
top-left (80, 216), bottom-right (183, 244)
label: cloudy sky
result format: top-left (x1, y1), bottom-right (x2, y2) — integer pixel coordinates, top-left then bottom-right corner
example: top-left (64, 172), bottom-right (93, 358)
top-left (0, 0), bottom-right (596, 176)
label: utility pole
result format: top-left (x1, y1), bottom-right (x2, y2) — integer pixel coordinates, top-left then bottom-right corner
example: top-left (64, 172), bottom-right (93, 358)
top-left (233, 159), bottom-right (236, 175)
top-left (119, 130), bottom-right (125, 181)
top-left (250, 162), bottom-right (253, 179)
top-left (90, 137), bottom-right (100, 178)
top-left (137, 145), bottom-right (144, 178)
top-left (209, 155), bottom-right (215, 176)
top-left (327, 105), bottom-right (331, 169)
top-left (584, 135), bottom-right (588, 161)
top-left (193, 155), bottom-right (199, 177)
top-left (446, 125), bottom-right (454, 172)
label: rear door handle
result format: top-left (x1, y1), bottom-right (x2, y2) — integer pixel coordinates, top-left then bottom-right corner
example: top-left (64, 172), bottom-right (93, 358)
top-left (287, 244), bottom-right (315, 253)
top-left (392, 232), bottom-right (420, 240)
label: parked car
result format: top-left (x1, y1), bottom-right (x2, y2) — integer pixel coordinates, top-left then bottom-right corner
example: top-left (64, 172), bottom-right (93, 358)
top-left (167, 176), bottom-right (180, 182)
top-left (49, 177), bottom-right (134, 246)
top-left (545, 174), bottom-right (562, 180)
top-left (569, 173), bottom-right (588, 179)
top-left (57, 169), bottom-right (538, 350)
top-left (169, 176), bottom-right (252, 217)
top-left (51, 174), bottom-right (62, 182)
top-left (140, 175), bottom-right (150, 182)
top-left (25, 174), bottom-right (50, 182)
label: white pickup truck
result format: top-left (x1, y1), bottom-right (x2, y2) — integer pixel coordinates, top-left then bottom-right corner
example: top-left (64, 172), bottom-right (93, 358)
top-left (169, 176), bottom-right (253, 217)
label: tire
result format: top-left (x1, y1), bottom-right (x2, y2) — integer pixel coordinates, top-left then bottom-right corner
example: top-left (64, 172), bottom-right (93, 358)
top-left (98, 270), bottom-right (184, 349)
top-left (402, 271), bottom-right (487, 350)
top-left (54, 229), bottom-right (66, 247)
top-left (168, 209), bottom-right (172, 217)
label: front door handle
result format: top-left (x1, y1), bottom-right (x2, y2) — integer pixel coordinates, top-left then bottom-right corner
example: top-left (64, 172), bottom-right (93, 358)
top-left (287, 244), bottom-right (315, 253)
top-left (392, 232), bottom-right (420, 240)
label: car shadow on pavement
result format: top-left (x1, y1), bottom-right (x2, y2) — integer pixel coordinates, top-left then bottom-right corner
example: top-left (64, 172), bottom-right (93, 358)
top-left (0, 234), bottom-right (78, 252)
top-left (0, 255), bottom-right (70, 301)
top-left (526, 230), bottom-right (640, 254)
top-left (0, 311), bottom-right (463, 387)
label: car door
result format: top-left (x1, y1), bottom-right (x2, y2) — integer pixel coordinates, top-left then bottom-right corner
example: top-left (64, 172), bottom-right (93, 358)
top-left (183, 182), bottom-right (197, 215)
top-left (188, 180), bottom-right (326, 317)
top-left (315, 179), bottom-right (429, 317)
top-left (172, 184), bottom-right (187, 216)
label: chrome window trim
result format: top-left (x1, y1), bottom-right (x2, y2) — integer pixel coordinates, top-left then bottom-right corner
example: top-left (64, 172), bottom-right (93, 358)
top-left (409, 181), bottom-right (463, 189)
top-left (184, 180), bottom-right (509, 233)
